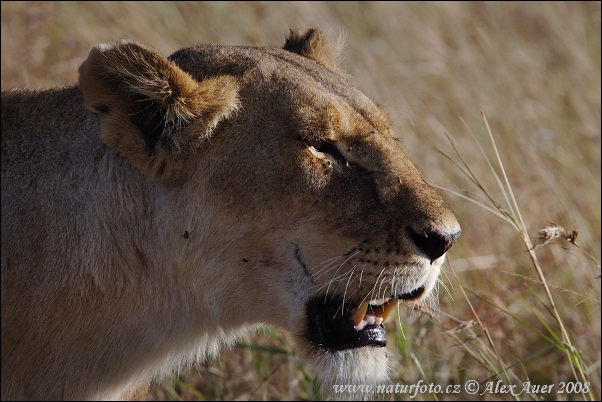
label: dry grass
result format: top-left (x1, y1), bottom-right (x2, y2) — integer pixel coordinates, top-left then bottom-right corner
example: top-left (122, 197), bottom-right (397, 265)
top-left (2, 1), bottom-right (599, 400)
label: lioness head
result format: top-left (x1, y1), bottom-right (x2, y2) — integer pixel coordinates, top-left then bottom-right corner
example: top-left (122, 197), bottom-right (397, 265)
top-left (77, 27), bottom-right (460, 393)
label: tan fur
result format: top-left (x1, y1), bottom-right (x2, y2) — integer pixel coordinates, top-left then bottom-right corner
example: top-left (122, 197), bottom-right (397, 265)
top-left (1, 29), bottom-right (460, 400)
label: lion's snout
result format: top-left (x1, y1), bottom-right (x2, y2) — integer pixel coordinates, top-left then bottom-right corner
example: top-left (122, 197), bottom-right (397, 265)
top-left (407, 224), bottom-right (462, 263)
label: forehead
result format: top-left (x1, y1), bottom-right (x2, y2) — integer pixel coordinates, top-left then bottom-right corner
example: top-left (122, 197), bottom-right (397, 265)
top-left (169, 44), bottom-right (391, 134)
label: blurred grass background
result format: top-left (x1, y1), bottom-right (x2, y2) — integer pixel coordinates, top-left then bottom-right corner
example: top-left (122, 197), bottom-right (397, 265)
top-left (2, 1), bottom-right (600, 400)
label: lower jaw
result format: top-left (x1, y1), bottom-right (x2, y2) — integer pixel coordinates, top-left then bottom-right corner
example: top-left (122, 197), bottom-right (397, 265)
top-left (300, 343), bottom-right (391, 392)
top-left (305, 298), bottom-right (388, 352)
top-left (304, 284), bottom-right (428, 352)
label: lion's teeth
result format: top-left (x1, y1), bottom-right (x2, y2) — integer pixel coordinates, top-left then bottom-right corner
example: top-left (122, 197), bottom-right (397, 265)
top-left (350, 298), bottom-right (399, 330)
top-left (349, 301), bottom-right (369, 326)
top-left (354, 320), bottom-right (368, 331)
top-left (372, 299), bottom-right (399, 322)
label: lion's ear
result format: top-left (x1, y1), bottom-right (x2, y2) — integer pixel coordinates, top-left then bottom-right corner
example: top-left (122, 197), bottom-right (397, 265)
top-left (78, 41), bottom-right (239, 183)
top-left (283, 28), bottom-right (341, 72)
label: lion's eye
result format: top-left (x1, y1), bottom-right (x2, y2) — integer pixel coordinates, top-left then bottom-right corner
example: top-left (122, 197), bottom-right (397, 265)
top-left (305, 139), bottom-right (348, 166)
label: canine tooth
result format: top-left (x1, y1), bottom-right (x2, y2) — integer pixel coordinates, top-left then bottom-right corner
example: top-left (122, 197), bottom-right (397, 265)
top-left (354, 320), bottom-right (368, 331)
top-left (375, 317), bottom-right (384, 326)
top-left (372, 299), bottom-right (399, 323)
top-left (349, 301), bottom-right (370, 326)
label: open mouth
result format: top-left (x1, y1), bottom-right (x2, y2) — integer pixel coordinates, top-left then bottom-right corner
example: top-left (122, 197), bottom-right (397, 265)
top-left (306, 286), bottom-right (426, 351)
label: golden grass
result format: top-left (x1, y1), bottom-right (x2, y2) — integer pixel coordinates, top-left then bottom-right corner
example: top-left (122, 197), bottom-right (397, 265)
top-left (2, 2), bottom-right (599, 400)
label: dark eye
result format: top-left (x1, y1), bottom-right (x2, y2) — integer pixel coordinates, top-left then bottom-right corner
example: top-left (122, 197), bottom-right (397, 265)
top-left (305, 139), bottom-right (348, 166)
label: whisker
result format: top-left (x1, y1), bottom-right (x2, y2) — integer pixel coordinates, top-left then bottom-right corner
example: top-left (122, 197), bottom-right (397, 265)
top-left (311, 255), bottom-right (346, 280)
top-left (368, 266), bottom-right (387, 303)
top-left (332, 260), bottom-right (367, 318)
top-left (437, 278), bottom-right (453, 301)
top-left (375, 270), bottom-right (391, 301)
top-left (396, 308), bottom-right (406, 340)
top-left (439, 265), bottom-right (454, 291)
top-left (308, 274), bottom-right (349, 297)
top-left (324, 250), bottom-right (362, 298)
top-left (331, 254), bottom-right (366, 299)
top-left (312, 249), bottom-right (361, 283)
top-left (340, 260), bottom-right (363, 305)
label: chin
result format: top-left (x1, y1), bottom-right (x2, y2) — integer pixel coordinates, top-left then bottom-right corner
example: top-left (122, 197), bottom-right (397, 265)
top-left (303, 344), bottom-right (390, 398)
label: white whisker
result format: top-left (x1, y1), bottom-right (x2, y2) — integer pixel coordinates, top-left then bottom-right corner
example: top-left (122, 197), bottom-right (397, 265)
top-left (439, 265), bottom-right (454, 291)
top-left (437, 278), bottom-right (453, 301)
top-left (312, 255), bottom-right (346, 280)
top-left (368, 266), bottom-right (387, 303)
top-left (324, 250), bottom-right (362, 298)
top-left (396, 308), bottom-right (406, 340)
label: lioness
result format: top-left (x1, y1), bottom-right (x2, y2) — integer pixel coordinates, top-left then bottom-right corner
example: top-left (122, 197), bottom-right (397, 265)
top-left (1, 28), bottom-right (460, 400)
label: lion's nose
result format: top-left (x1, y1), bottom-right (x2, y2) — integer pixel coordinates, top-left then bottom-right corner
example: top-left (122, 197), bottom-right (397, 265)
top-left (408, 226), bottom-right (461, 263)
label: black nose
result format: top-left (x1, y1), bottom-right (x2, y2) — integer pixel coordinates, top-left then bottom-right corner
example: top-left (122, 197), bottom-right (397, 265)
top-left (408, 226), bottom-right (461, 262)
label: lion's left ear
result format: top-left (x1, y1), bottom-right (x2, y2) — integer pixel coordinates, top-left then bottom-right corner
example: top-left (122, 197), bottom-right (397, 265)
top-left (283, 28), bottom-right (341, 72)
top-left (78, 41), bottom-right (239, 183)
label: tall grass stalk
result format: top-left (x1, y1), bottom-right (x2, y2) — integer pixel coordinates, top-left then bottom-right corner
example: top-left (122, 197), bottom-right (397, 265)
top-left (436, 112), bottom-right (595, 401)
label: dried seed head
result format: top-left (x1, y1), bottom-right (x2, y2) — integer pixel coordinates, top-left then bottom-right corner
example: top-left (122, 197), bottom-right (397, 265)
top-left (532, 223), bottom-right (578, 249)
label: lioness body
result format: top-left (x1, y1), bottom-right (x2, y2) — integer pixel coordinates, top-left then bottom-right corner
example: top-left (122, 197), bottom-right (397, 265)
top-left (1, 29), bottom-right (460, 400)
top-left (2, 86), bottom-right (220, 399)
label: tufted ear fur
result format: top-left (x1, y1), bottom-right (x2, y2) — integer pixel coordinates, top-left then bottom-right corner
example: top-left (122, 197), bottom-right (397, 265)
top-left (283, 27), bottom-right (342, 72)
top-left (78, 41), bottom-right (239, 184)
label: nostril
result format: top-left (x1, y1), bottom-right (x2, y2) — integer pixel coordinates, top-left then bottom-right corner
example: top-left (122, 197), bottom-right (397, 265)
top-left (408, 226), bottom-right (461, 262)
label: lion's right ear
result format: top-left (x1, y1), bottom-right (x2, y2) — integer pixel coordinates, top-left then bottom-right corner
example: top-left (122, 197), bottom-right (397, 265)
top-left (283, 28), bottom-right (342, 72)
top-left (78, 41), bottom-right (239, 183)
